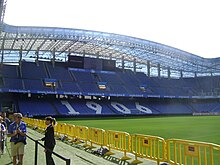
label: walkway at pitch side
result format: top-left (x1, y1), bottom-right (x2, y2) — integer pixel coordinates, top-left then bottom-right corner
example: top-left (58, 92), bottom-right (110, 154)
top-left (1, 128), bottom-right (157, 165)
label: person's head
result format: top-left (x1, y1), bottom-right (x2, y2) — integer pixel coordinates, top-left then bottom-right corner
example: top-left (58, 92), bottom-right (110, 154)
top-left (12, 113), bottom-right (18, 121)
top-left (14, 113), bottom-right (22, 124)
top-left (0, 116), bottom-right (3, 123)
top-left (45, 116), bottom-right (56, 126)
top-left (2, 112), bottom-right (7, 118)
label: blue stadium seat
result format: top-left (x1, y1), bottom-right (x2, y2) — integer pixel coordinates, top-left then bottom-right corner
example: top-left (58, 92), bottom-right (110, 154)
top-left (18, 99), bottom-right (57, 116)
top-left (21, 61), bottom-right (48, 79)
top-left (1, 64), bottom-right (18, 78)
top-left (3, 78), bottom-right (23, 89)
top-left (46, 62), bottom-right (73, 81)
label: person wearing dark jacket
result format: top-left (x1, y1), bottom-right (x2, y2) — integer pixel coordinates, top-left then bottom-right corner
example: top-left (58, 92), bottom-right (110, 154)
top-left (41, 116), bottom-right (56, 165)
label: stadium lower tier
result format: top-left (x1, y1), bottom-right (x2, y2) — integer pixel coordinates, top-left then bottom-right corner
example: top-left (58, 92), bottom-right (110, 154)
top-left (2, 98), bottom-right (219, 116)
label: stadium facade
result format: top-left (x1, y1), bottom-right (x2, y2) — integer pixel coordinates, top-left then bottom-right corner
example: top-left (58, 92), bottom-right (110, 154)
top-left (0, 0), bottom-right (220, 116)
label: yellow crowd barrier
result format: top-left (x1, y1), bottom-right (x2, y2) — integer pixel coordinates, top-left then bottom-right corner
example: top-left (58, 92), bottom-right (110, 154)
top-left (105, 130), bottom-right (131, 160)
top-left (22, 117), bottom-right (29, 125)
top-left (166, 139), bottom-right (220, 165)
top-left (55, 123), bottom-right (67, 137)
top-left (88, 127), bottom-right (105, 148)
top-left (35, 119), bottom-right (40, 129)
top-left (131, 134), bottom-right (166, 165)
top-left (23, 117), bottom-right (220, 165)
top-left (32, 119), bottom-right (38, 127)
top-left (23, 117), bottom-right (29, 124)
top-left (38, 119), bottom-right (46, 130)
top-left (23, 117), bottom-right (46, 130)
top-left (65, 124), bottom-right (76, 141)
top-left (74, 125), bottom-right (89, 147)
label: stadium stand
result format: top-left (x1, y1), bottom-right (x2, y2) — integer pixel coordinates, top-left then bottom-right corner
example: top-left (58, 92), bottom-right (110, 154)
top-left (21, 61), bottom-right (48, 79)
top-left (16, 96), bottom-right (218, 116)
top-left (18, 99), bottom-right (57, 116)
top-left (46, 62), bottom-right (73, 81)
top-left (60, 81), bottom-right (81, 93)
top-left (1, 64), bottom-right (18, 78)
top-left (0, 3), bottom-right (219, 164)
top-left (145, 99), bottom-right (193, 114)
top-left (0, 3), bottom-right (220, 117)
top-left (3, 78), bottom-right (24, 90)
top-left (189, 99), bottom-right (220, 113)
top-left (1, 61), bottom-right (220, 116)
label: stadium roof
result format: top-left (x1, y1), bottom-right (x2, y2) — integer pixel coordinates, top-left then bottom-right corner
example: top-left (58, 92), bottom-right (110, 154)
top-left (1, 0), bottom-right (220, 77)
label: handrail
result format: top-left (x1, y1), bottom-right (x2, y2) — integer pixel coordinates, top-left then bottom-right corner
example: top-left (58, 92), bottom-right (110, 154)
top-left (26, 134), bottom-right (71, 165)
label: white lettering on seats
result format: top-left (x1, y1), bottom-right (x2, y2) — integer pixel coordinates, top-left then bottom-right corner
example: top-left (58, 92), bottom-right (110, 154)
top-left (135, 102), bottom-right (152, 113)
top-left (86, 101), bottom-right (102, 114)
top-left (61, 101), bottom-right (80, 114)
top-left (111, 102), bottom-right (131, 114)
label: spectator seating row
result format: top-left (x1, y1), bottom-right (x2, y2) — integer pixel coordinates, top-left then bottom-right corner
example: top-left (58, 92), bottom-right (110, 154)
top-left (16, 98), bottom-right (220, 116)
top-left (1, 61), bottom-right (220, 97)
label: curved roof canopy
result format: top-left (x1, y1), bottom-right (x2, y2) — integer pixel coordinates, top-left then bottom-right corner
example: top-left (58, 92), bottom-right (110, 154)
top-left (0, 1), bottom-right (220, 77)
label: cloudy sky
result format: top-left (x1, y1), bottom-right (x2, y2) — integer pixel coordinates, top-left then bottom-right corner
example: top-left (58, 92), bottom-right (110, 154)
top-left (4, 0), bottom-right (220, 58)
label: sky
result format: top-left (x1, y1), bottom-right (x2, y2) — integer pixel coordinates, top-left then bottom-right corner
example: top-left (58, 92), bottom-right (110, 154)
top-left (3, 0), bottom-right (220, 58)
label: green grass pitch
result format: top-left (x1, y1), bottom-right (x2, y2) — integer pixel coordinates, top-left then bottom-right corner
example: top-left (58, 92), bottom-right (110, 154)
top-left (58, 116), bottom-right (220, 145)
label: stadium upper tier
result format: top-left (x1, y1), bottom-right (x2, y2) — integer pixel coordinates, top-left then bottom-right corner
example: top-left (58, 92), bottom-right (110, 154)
top-left (1, 61), bottom-right (220, 98)
top-left (1, 23), bottom-right (220, 77)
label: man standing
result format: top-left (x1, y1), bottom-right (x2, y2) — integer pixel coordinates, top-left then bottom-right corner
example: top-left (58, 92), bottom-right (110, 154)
top-left (0, 116), bottom-right (6, 154)
top-left (1, 112), bottom-right (10, 154)
top-left (8, 113), bottom-right (27, 165)
top-left (2, 112), bottom-right (11, 129)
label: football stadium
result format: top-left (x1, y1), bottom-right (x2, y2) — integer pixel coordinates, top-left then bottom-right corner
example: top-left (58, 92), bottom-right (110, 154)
top-left (0, 0), bottom-right (220, 165)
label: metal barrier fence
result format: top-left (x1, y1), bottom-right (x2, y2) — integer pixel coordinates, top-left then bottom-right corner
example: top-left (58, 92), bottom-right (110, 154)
top-left (65, 124), bottom-right (76, 141)
top-left (23, 118), bottom-right (220, 165)
top-left (166, 139), bottom-right (220, 165)
top-left (75, 125), bottom-right (89, 147)
top-left (38, 119), bottom-right (46, 130)
top-left (131, 134), bottom-right (166, 165)
top-left (26, 134), bottom-right (70, 165)
top-left (88, 127), bottom-right (105, 148)
top-left (55, 123), bottom-right (67, 137)
top-left (105, 130), bottom-right (131, 160)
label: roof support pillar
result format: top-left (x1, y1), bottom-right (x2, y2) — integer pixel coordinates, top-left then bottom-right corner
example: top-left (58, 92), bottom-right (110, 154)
top-left (1, 46), bottom-right (4, 65)
top-left (1, 33), bottom-right (5, 65)
top-left (66, 49), bottom-right (71, 62)
top-left (147, 60), bottom-right (150, 77)
top-left (133, 58), bottom-right (136, 73)
top-left (19, 46), bottom-right (23, 66)
top-left (1, 49), bottom-right (3, 65)
top-left (157, 63), bottom-right (160, 78)
top-left (109, 53), bottom-right (112, 60)
top-left (194, 72), bottom-right (197, 77)
top-left (96, 52), bottom-right (99, 58)
top-left (180, 70), bottom-right (183, 78)
top-left (35, 47), bottom-right (39, 63)
top-left (122, 56), bottom-right (125, 71)
top-left (52, 48), bottom-right (55, 67)
top-left (168, 67), bottom-right (171, 79)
